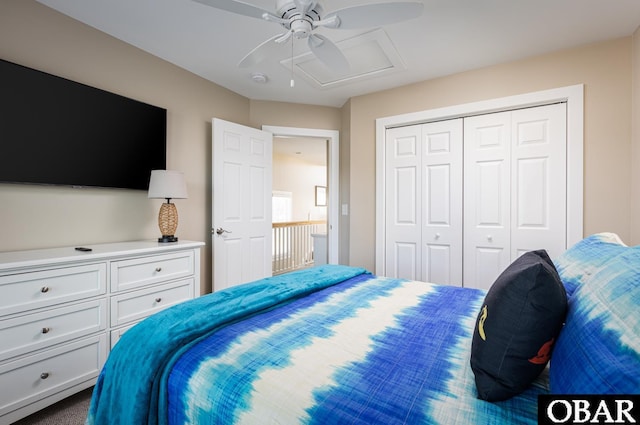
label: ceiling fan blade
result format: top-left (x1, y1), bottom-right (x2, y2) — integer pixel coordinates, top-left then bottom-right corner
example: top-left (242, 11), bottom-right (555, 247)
top-left (307, 34), bottom-right (350, 75)
top-left (322, 1), bottom-right (424, 29)
top-left (238, 34), bottom-right (286, 68)
top-left (192, 0), bottom-right (279, 21)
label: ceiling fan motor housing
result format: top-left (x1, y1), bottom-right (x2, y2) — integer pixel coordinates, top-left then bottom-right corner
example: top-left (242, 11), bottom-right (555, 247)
top-left (276, 0), bottom-right (323, 39)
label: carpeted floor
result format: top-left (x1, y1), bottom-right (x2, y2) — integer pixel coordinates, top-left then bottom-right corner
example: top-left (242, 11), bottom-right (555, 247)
top-left (11, 387), bottom-right (92, 425)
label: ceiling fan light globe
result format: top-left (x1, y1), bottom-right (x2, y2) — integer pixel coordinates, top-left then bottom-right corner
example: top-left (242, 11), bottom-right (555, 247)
top-left (291, 19), bottom-right (313, 39)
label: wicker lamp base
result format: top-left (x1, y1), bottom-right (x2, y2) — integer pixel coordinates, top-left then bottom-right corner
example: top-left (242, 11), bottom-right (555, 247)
top-left (158, 201), bottom-right (179, 243)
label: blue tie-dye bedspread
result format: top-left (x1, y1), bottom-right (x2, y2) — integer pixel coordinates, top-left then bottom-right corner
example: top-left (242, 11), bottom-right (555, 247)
top-left (87, 265), bottom-right (548, 425)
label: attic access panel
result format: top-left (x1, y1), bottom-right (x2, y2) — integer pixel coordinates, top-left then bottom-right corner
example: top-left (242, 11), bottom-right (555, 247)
top-left (281, 29), bottom-right (406, 89)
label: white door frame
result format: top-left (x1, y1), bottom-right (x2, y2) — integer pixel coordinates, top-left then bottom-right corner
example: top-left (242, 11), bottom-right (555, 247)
top-left (374, 84), bottom-right (584, 276)
top-left (263, 125), bottom-right (340, 264)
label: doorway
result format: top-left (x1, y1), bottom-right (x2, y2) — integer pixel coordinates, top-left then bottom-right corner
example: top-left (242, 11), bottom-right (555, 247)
top-left (263, 126), bottom-right (340, 264)
top-left (272, 136), bottom-right (327, 274)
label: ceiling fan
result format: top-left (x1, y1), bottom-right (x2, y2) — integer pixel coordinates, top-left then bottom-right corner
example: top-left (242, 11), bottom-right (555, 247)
top-left (193, 0), bottom-right (424, 76)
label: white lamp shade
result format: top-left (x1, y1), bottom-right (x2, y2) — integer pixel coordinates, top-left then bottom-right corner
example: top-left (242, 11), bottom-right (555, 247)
top-left (148, 170), bottom-right (188, 199)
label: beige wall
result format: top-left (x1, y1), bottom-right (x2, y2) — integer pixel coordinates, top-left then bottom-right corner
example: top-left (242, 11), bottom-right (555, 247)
top-left (249, 100), bottom-right (341, 130)
top-left (272, 154), bottom-right (327, 222)
top-left (346, 37), bottom-right (634, 271)
top-left (339, 100), bottom-right (352, 265)
top-left (632, 27), bottom-right (640, 243)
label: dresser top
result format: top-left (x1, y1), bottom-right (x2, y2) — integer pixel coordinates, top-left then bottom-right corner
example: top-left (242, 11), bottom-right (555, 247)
top-left (0, 240), bottom-right (205, 271)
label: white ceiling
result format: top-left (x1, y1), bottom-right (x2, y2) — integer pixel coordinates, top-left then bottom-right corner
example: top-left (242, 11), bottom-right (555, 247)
top-left (273, 136), bottom-right (327, 166)
top-left (36, 0), bottom-right (640, 108)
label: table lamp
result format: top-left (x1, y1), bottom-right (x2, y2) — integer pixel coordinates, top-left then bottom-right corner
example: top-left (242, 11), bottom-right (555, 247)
top-left (148, 170), bottom-right (188, 243)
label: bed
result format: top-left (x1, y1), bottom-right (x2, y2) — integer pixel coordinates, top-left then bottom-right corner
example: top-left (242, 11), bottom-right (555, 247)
top-left (86, 233), bottom-right (640, 425)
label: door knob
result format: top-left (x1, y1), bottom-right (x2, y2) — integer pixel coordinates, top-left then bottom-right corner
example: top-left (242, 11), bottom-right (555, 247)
top-left (215, 228), bottom-right (232, 236)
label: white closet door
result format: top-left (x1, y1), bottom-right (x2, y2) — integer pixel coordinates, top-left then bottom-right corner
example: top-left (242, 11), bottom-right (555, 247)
top-left (511, 104), bottom-right (567, 260)
top-left (421, 119), bottom-right (463, 285)
top-left (385, 125), bottom-right (422, 280)
top-left (464, 104), bottom-right (567, 290)
top-left (463, 112), bottom-right (512, 290)
top-left (384, 103), bottom-right (567, 289)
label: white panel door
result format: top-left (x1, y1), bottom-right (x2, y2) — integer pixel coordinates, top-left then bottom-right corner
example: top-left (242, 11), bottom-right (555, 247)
top-left (421, 119), bottom-right (463, 285)
top-left (385, 125), bottom-right (421, 280)
top-left (384, 104), bottom-right (567, 289)
top-left (511, 103), bottom-right (567, 260)
top-left (464, 112), bottom-right (512, 290)
top-left (386, 120), bottom-right (463, 285)
top-left (212, 118), bottom-right (273, 291)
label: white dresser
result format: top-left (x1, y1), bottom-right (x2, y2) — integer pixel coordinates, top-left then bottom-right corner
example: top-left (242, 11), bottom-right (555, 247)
top-left (0, 240), bottom-right (204, 425)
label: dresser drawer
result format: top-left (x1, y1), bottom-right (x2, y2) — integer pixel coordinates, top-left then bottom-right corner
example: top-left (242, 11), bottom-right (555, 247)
top-left (0, 299), bottom-right (107, 362)
top-left (0, 334), bottom-right (106, 417)
top-left (0, 264), bottom-right (107, 317)
top-left (110, 278), bottom-right (194, 327)
top-left (110, 251), bottom-right (194, 292)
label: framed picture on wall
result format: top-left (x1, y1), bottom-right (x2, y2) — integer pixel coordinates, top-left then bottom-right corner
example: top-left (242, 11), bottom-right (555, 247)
top-left (315, 185), bottom-right (327, 206)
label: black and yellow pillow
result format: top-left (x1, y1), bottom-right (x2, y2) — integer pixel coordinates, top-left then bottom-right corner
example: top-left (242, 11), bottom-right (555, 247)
top-left (470, 250), bottom-right (567, 401)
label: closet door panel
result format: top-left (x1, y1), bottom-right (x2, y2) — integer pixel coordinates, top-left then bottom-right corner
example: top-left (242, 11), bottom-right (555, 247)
top-left (383, 103), bottom-right (567, 288)
top-left (393, 242), bottom-right (419, 280)
top-left (473, 247), bottom-right (505, 290)
top-left (422, 119), bottom-right (463, 286)
top-left (476, 160), bottom-right (506, 225)
top-left (463, 112), bottom-right (511, 289)
top-left (385, 125), bottom-right (421, 280)
top-left (516, 158), bottom-right (547, 227)
top-left (511, 104), bottom-right (567, 260)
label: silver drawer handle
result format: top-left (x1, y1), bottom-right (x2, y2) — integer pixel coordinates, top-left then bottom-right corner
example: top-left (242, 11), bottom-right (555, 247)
top-left (42, 327), bottom-right (51, 334)
top-left (40, 372), bottom-right (50, 380)
top-left (155, 267), bottom-right (162, 272)
top-left (155, 297), bottom-right (162, 303)
top-left (40, 286), bottom-right (50, 293)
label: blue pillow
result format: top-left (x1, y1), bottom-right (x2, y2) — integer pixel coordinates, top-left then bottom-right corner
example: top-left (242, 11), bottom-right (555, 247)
top-left (550, 246), bottom-right (640, 394)
top-left (553, 233), bottom-right (627, 296)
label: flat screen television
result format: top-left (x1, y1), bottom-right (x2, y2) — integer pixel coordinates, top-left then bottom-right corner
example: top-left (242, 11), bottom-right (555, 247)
top-left (0, 58), bottom-right (166, 190)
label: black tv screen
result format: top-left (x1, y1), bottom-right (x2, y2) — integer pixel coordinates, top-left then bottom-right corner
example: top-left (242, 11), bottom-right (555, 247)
top-left (0, 58), bottom-right (166, 190)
